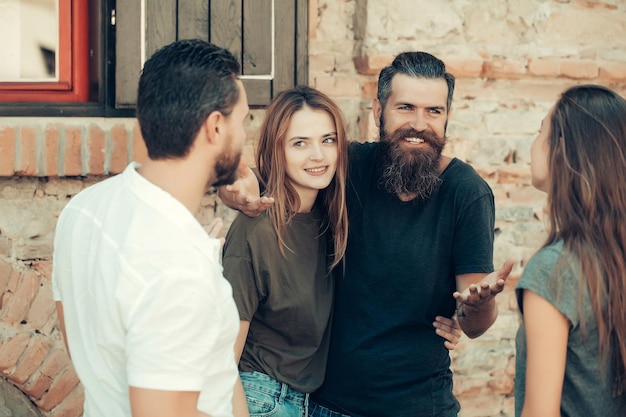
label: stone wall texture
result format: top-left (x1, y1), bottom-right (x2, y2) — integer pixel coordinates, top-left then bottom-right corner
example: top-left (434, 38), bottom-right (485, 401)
top-left (1, 0), bottom-right (625, 416)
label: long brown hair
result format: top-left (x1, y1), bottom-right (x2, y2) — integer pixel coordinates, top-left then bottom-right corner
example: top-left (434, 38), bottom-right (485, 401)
top-left (545, 84), bottom-right (626, 396)
top-left (256, 86), bottom-right (349, 270)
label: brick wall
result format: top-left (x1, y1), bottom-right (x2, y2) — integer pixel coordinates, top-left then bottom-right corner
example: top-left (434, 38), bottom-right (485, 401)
top-left (1, 0), bottom-right (625, 416)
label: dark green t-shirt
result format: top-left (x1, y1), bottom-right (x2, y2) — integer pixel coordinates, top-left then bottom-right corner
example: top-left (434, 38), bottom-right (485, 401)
top-left (515, 240), bottom-right (626, 417)
top-left (222, 208), bottom-right (333, 393)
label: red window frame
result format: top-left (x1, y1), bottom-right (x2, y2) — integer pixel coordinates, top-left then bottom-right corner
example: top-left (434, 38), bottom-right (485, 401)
top-left (0, 0), bottom-right (89, 102)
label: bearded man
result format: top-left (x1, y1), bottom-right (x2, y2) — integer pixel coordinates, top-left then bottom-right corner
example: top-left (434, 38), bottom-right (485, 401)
top-left (307, 52), bottom-right (513, 417)
top-left (220, 51), bottom-right (514, 417)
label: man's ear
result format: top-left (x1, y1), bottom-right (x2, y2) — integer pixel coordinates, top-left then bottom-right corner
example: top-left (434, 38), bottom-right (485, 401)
top-left (204, 111), bottom-right (224, 144)
top-left (372, 98), bottom-right (382, 128)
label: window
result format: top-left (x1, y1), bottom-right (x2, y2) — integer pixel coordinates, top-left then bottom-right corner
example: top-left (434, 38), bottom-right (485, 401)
top-left (0, 0), bottom-right (89, 102)
top-left (0, 0), bottom-right (307, 116)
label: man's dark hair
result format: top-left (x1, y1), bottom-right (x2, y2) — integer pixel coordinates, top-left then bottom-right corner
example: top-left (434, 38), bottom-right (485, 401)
top-left (136, 39), bottom-right (241, 159)
top-left (377, 52), bottom-right (455, 112)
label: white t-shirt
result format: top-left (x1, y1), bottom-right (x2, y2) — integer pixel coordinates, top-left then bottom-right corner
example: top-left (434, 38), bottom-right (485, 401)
top-left (52, 162), bottom-right (239, 417)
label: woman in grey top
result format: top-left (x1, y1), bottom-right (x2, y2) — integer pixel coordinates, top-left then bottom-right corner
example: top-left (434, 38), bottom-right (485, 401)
top-left (515, 85), bottom-right (626, 417)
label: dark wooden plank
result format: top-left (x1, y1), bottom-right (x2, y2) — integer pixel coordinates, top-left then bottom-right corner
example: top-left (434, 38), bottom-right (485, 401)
top-left (210, 0), bottom-right (242, 59)
top-left (273, 0), bottom-right (295, 95)
top-left (178, 0), bottom-right (210, 40)
top-left (115, 1), bottom-right (142, 108)
top-left (295, 0), bottom-right (308, 86)
top-left (242, 0), bottom-right (271, 75)
top-left (242, 79), bottom-right (271, 106)
top-left (145, 0), bottom-right (177, 59)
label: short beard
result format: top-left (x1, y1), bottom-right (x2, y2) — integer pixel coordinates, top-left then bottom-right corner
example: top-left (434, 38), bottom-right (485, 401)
top-left (378, 123), bottom-right (445, 201)
top-left (212, 147), bottom-right (242, 187)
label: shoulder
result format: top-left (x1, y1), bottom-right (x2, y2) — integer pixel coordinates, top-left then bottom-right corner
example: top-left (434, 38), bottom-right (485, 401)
top-left (227, 211), bottom-right (272, 237)
top-left (520, 242), bottom-right (568, 284)
top-left (439, 158), bottom-right (493, 206)
top-left (223, 212), bottom-right (274, 255)
top-left (516, 241), bottom-right (579, 314)
top-left (442, 158), bottom-right (489, 187)
top-left (443, 159), bottom-right (493, 198)
top-left (348, 141), bottom-right (379, 183)
top-left (348, 141), bottom-right (379, 162)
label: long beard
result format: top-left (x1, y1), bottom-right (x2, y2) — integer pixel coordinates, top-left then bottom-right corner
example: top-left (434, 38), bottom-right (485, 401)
top-left (378, 125), bottom-right (445, 200)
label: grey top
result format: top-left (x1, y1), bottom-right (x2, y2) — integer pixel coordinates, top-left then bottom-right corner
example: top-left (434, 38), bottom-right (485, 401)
top-left (515, 240), bottom-right (626, 417)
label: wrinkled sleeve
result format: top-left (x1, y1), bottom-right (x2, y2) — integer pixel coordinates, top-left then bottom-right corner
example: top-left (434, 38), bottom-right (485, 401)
top-left (222, 215), bottom-right (263, 321)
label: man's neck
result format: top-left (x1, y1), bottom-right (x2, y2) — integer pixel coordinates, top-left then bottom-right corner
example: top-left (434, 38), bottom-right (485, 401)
top-left (137, 158), bottom-right (212, 214)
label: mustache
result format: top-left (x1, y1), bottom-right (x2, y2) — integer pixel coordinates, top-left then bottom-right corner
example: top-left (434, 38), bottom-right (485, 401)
top-left (385, 128), bottom-right (443, 146)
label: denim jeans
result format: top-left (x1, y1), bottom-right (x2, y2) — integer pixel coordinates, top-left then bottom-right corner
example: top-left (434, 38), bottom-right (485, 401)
top-left (307, 400), bottom-right (351, 417)
top-left (240, 371), bottom-right (309, 417)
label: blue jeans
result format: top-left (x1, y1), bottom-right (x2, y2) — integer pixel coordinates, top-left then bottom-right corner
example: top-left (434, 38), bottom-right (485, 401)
top-left (307, 400), bottom-right (351, 417)
top-left (240, 371), bottom-right (309, 417)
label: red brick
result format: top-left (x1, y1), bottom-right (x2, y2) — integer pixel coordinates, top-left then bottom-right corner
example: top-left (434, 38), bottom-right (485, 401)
top-left (498, 165), bottom-right (532, 185)
top-left (23, 370), bottom-right (54, 400)
top-left (0, 259), bottom-right (12, 295)
top-left (12, 333), bottom-right (53, 384)
top-left (6, 269), bottom-right (20, 292)
top-left (110, 125), bottom-right (129, 173)
top-left (505, 79), bottom-right (573, 103)
top-left (64, 126), bottom-right (83, 176)
top-left (1, 269), bottom-right (20, 311)
top-left (0, 332), bottom-right (32, 372)
top-left (132, 122), bottom-right (148, 163)
top-left (35, 367), bottom-right (80, 411)
top-left (444, 57), bottom-right (484, 78)
top-left (25, 282), bottom-right (55, 331)
top-left (362, 80), bottom-right (378, 99)
top-left (87, 124), bottom-right (106, 175)
top-left (23, 347), bottom-right (73, 399)
top-left (507, 185), bottom-right (546, 206)
top-left (313, 76), bottom-right (362, 97)
top-left (560, 60), bottom-right (598, 79)
top-left (2, 270), bottom-right (42, 325)
top-left (44, 125), bottom-right (60, 176)
top-left (574, 0), bottom-right (618, 10)
top-left (599, 60), bottom-right (626, 82)
top-left (453, 377), bottom-right (484, 397)
top-left (487, 369), bottom-right (515, 394)
top-left (18, 125), bottom-right (38, 176)
top-left (32, 261), bottom-right (52, 281)
top-left (0, 126), bottom-right (16, 176)
top-left (309, 53), bottom-right (336, 73)
top-left (0, 237), bottom-right (9, 261)
top-left (38, 310), bottom-right (61, 338)
top-left (482, 59), bottom-right (527, 79)
top-left (474, 165), bottom-right (497, 181)
top-left (528, 58), bottom-right (561, 77)
top-left (458, 394), bottom-right (504, 417)
top-left (353, 55), bottom-right (394, 75)
top-left (49, 383), bottom-right (84, 417)
top-left (491, 186), bottom-right (509, 207)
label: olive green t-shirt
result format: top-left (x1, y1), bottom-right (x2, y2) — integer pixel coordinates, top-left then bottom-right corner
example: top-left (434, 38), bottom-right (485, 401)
top-left (222, 208), bottom-right (333, 393)
top-left (515, 240), bottom-right (626, 416)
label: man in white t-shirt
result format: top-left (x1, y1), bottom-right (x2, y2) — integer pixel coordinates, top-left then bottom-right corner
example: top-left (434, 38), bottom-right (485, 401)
top-left (52, 40), bottom-right (251, 417)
